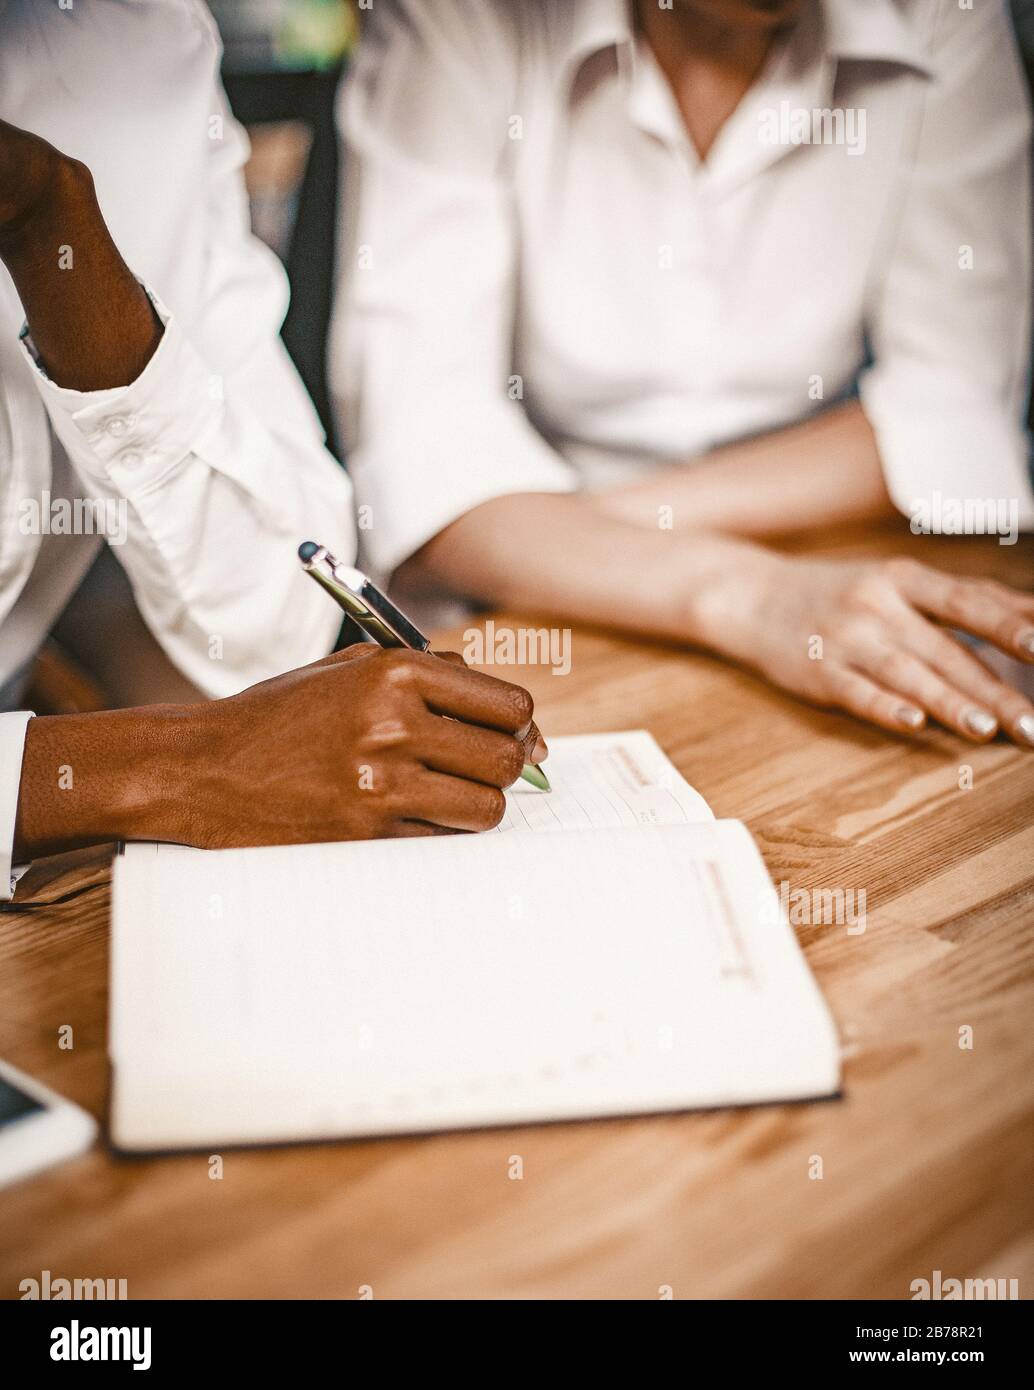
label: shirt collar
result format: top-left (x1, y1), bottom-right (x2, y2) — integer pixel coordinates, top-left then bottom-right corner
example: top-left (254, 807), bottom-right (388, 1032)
top-left (819, 0), bottom-right (933, 77)
top-left (559, 0), bottom-right (636, 94)
top-left (561, 0), bottom-right (934, 98)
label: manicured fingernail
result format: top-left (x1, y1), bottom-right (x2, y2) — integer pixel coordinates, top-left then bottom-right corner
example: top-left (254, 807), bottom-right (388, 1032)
top-left (532, 736), bottom-right (548, 763)
top-left (1019, 632), bottom-right (1034, 659)
top-left (896, 706), bottom-right (925, 729)
top-left (1016, 714), bottom-right (1034, 746)
top-left (963, 708), bottom-right (997, 737)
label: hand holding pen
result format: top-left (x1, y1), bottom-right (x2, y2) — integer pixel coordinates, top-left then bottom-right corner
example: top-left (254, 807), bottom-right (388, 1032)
top-left (299, 542), bottom-right (551, 792)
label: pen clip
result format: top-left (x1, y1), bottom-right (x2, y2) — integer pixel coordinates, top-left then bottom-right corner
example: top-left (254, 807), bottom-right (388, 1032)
top-left (299, 545), bottom-right (429, 651)
top-left (349, 579), bottom-right (430, 652)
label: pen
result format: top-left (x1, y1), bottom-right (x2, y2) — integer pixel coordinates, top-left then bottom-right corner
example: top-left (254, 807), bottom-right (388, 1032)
top-left (298, 541), bottom-right (551, 791)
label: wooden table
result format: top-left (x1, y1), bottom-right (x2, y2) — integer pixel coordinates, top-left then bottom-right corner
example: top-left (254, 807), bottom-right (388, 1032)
top-left (2, 523), bottom-right (1032, 1300)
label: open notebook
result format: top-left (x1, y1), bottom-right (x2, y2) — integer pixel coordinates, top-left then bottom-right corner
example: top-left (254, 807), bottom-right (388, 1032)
top-left (110, 732), bottom-right (840, 1150)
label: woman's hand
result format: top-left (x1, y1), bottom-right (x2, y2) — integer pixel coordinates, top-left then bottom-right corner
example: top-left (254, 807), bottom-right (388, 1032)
top-left (694, 551), bottom-right (1034, 744)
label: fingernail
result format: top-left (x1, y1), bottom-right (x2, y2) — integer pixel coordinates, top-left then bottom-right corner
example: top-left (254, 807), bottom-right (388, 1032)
top-left (532, 736), bottom-right (548, 763)
top-left (896, 706), bottom-right (925, 729)
top-left (1016, 713), bottom-right (1034, 746)
top-left (1019, 631), bottom-right (1034, 659)
top-left (963, 708), bottom-right (997, 737)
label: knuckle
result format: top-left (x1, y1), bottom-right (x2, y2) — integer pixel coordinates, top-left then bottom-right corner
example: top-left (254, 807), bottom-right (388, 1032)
top-left (830, 671), bottom-right (876, 718)
top-left (940, 691), bottom-right (973, 724)
top-left (958, 662), bottom-right (1001, 703)
top-left (498, 738), bottom-right (526, 785)
top-left (980, 578), bottom-right (1016, 603)
top-left (815, 665), bottom-right (851, 707)
top-left (997, 612), bottom-right (1029, 649)
top-left (350, 759), bottom-right (396, 818)
top-left (879, 556), bottom-right (917, 588)
top-left (339, 641), bottom-right (370, 659)
top-left (361, 714), bottom-right (413, 753)
top-left (921, 678), bottom-right (964, 717)
top-left (1000, 693), bottom-right (1034, 725)
top-left (836, 616), bottom-right (876, 650)
top-left (375, 648), bottom-right (418, 692)
top-left (509, 684), bottom-right (534, 728)
top-left (941, 581), bottom-right (977, 621)
top-left (856, 686), bottom-right (887, 721)
top-left (874, 650), bottom-right (912, 687)
top-left (361, 759), bottom-right (394, 798)
top-left (845, 573), bottom-right (893, 614)
top-left (481, 787), bottom-right (507, 829)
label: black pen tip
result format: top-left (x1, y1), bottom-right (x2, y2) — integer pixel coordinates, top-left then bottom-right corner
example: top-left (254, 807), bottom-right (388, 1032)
top-left (298, 541), bottom-right (319, 563)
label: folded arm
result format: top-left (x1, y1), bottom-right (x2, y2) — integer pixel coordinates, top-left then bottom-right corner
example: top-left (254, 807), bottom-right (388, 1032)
top-left (0, 94), bottom-right (355, 698)
top-left (0, 119), bottom-right (163, 390)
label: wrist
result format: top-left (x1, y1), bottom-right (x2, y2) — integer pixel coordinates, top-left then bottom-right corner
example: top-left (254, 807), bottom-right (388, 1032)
top-left (668, 536), bottom-right (784, 655)
top-left (14, 703), bottom-right (206, 859)
top-left (111, 702), bottom-right (213, 848)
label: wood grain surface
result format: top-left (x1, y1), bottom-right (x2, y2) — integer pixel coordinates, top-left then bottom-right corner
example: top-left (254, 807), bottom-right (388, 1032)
top-left (1, 522), bottom-right (1032, 1300)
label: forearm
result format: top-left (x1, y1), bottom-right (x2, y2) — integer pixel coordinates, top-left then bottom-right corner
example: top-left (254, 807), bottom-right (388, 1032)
top-left (12, 706), bottom-right (205, 860)
top-left (411, 491), bottom-right (762, 646)
top-left (593, 400), bottom-right (895, 536)
top-left (0, 155), bottom-right (161, 390)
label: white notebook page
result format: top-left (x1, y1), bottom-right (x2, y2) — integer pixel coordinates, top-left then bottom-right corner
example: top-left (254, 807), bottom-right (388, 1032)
top-left (499, 731), bottom-right (713, 831)
top-left (112, 738), bottom-right (839, 1149)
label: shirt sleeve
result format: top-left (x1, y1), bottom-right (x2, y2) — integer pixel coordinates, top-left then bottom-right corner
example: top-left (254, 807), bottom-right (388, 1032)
top-left (858, 0), bottom-right (1034, 529)
top-left (19, 86), bottom-right (356, 698)
top-left (0, 712), bottom-right (33, 901)
top-left (332, 0), bottom-right (576, 578)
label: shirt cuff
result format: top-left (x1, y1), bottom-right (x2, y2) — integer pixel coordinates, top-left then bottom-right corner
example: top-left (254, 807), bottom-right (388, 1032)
top-left (0, 712), bottom-right (35, 901)
top-left (18, 286), bottom-right (223, 491)
top-left (859, 376), bottom-right (1034, 535)
top-left (349, 400), bottom-right (577, 577)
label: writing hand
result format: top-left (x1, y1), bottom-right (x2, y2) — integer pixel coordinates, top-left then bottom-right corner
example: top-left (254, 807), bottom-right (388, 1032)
top-left (14, 646), bottom-right (546, 859)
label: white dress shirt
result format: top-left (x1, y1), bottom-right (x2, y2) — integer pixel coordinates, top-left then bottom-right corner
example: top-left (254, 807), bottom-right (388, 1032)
top-left (0, 0), bottom-right (356, 896)
top-left (334, 0), bottom-right (1033, 578)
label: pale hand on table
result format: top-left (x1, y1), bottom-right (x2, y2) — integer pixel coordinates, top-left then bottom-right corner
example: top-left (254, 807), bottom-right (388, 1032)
top-left (693, 552), bottom-right (1034, 745)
